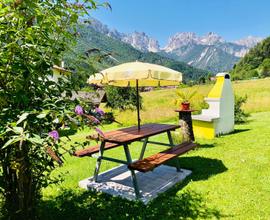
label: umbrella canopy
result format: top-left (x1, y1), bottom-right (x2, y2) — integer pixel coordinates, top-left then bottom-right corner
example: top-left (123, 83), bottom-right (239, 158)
top-left (88, 61), bottom-right (183, 130)
top-left (88, 61), bottom-right (182, 87)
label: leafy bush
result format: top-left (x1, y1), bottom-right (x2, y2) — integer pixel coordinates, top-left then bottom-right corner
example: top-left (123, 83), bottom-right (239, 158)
top-left (105, 86), bottom-right (142, 110)
top-left (234, 95), bottom-right (250, 124)
top-left (0, 0), bottom-right (106, 218)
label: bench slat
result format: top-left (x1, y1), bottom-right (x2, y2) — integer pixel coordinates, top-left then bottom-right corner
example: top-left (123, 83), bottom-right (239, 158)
top-left (73, 142), bottom-right (120, 157)
top-left (128, 142), bottom-right (197, 172)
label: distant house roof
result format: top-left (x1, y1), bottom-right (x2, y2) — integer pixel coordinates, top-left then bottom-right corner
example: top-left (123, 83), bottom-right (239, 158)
top-left (52, 65), bottom-right (72, 75)
top-left (71, 89), bottom-right (106, 105)
top-left (52, 65), bottom-right (106, 104)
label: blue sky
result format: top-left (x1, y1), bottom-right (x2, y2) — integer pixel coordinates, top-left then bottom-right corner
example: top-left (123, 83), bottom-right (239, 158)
top-left (91, 0), bottom-right (270, 46)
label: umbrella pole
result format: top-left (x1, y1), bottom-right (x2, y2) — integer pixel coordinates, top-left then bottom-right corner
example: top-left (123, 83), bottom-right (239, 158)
top-left (136, 79), bottom-right (141, 131)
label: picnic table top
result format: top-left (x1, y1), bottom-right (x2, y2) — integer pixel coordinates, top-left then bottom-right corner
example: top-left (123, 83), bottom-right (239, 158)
top-left (103, 123), bottom-right (180, 144)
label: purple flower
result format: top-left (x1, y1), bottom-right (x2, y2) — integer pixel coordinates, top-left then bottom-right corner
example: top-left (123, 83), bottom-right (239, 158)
top-left (92, 117), bottom-right (100, 125)
top-left (84, 115), bottom-right (100, 125)
top-left (75, 105), bottom-right (84, 115)
top-left (95, 107), bottom-right (105, 116)
top-left (95, 127), bottom-right (105, 138)
top-left (49, 130), bottom-right (59, 141)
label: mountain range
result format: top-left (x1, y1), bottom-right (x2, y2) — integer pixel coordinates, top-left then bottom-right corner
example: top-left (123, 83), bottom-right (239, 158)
top-left (90, 18), bottom-right (263, 73)
top-left (64, 23), bottom-right (209, 82)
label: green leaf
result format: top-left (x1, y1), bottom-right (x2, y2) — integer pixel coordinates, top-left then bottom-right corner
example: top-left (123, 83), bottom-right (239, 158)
top-left (1, 137), bottom-right (21, 150)
top-left (52, 118), bottom-right (59, 123)
top-left (27, 135), bottom-right (43, 145)
top-left (37, 110), bottom-right (50, 118)
top-left (12, 127), bottom-right (24, 134)
top-left (37, 113), bottom-right (46, 119)
top-left (16, 112), bottom-right (29, 125)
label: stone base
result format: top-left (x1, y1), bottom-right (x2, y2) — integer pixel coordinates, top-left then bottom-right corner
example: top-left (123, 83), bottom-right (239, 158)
top-left (79, 164), bottom-right (192, 204)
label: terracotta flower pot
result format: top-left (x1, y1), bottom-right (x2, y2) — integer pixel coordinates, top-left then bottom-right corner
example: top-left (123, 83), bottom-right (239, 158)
top-left (181, 102), bottom-right (190, 110)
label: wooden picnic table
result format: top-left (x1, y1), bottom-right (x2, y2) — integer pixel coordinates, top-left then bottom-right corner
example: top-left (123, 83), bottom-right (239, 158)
top-left (75, 123), bottom-right (197, 199)
top-left (102, 123), bottom-right (180, 144)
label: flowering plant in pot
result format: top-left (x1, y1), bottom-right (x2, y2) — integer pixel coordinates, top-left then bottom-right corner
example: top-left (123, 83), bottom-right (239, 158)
top-left (175, 89), bottom-right (197, 110)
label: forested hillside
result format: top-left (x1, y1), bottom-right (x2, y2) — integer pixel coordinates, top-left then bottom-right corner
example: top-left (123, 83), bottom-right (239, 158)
top-left (64, 24), bottom-right (209, 82)
top-left (231, 37), bottom-right (270, 80)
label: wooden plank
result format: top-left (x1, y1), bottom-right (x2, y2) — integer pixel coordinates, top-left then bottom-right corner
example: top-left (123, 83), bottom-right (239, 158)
top-left (102, 124), bottom-right (154, 137)
top-left (75, 124), bottom-right (179, 157)
top-left (104, 124), bottom-right (180, 143)
top-left (128, 142), bottom-right (197, 172)
top-left (73, 142), bottom-right (120, 157)
top-left (102, 124), bottom-right (160, 140)
top-left (107, 127), bottom-right (178, 143)
top-left (104, 124), bottom-right (177, 138)
top-left (74, 124), bottom-right (179, 157)
top-left (76, 124), bottom-right (158, 157)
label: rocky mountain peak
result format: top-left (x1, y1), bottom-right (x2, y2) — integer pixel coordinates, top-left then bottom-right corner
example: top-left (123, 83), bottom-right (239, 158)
top-left (163, 32), bottom-right (198, 52)
top-left (163, 32), bottom-right (225, 52)
top-left (107, 28), bottom-right (124, 40)
top-left (200, 32), bottom-right (224, 45)
top-left (90, 18), bottom-right (109, 35)
top-left (234, 36), bottom-right (263, 48)
top-left (89, 18), bottom-right (160, 52)
top-left (122, 31), bottom-right (160, 52)
top-left (89, 18), bottom-right (123, 40)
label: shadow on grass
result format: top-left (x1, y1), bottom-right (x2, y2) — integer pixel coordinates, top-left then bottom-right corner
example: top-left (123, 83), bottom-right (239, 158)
top-left (228, 128), bottom-right (250, 135)
top-left (197, 143), bottom-right (215, 148)
top-left (38, 157), bottom-right (228, 220)
top-left (213, 128), bottom-right (251, 139)
top-left (38, 188), bottom-right (223, 220)
top-left (167, 156), bottom-right (228, 182)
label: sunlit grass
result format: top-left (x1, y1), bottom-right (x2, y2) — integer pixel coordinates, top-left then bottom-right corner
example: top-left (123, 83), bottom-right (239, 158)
top-left (233, 78), bottom-right (270, 112)
top-left (103, 78), bottom-right (270, 126)
top-left (40, 111), bottom-right (270, 219)
top-left (38, 78), bottom-right (270, 219)
top-left (3, 78), bottom-right (270, 219)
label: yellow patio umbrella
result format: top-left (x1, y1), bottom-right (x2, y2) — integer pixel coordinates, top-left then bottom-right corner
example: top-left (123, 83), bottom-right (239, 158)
top-left (88, 61), bottom-right (183, 130)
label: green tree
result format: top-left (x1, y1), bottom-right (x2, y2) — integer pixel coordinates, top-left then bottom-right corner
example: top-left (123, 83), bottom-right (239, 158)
top-left (234, 95), bottom-right (250, 124)
top-left (105, 86), bottom-right (142, 110)
top-left (0, 0), bottom-right (107, 219)
top-left (230, 37), bottom-right (270, 80)
top-left (260, 58), bottom-right (270, 77)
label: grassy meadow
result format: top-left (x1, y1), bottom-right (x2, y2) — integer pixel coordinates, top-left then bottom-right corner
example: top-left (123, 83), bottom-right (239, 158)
top-left (37, 78), bottom-right (270, 219)
top-left (1, 78), bottom-right (270, 219)
top-left (40, 112), bottom-right (270, 219)
top-left (107, 77), bottom-right (270, 127)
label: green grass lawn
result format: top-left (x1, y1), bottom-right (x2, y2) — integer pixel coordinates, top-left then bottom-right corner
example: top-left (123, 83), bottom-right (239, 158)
top-left (39, 111), bottom-right (270, 219)
top-left (107, 77), bottom-right (270, 126)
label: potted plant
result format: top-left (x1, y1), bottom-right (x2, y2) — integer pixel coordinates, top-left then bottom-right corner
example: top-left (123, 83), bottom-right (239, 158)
top-left (175, 89), bottom-right (197, 110)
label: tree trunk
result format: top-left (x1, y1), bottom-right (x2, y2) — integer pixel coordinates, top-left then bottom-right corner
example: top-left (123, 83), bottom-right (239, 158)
top-left (2, 157), bottom-right (19, 218)
top-left (2, 143), bottom-right (35, 220)
top-left (179, 111), bottom-right (195, 142)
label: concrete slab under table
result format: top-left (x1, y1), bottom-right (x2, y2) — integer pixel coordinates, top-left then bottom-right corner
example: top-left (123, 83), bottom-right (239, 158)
top-left (79, 164), bottom-right (192, 204)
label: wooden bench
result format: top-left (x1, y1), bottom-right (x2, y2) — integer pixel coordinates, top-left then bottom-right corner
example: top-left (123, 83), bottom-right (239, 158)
top-left (73, 142), bottom-right (120, 157)
top-left (128, 142), bottom-right (197, 172)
